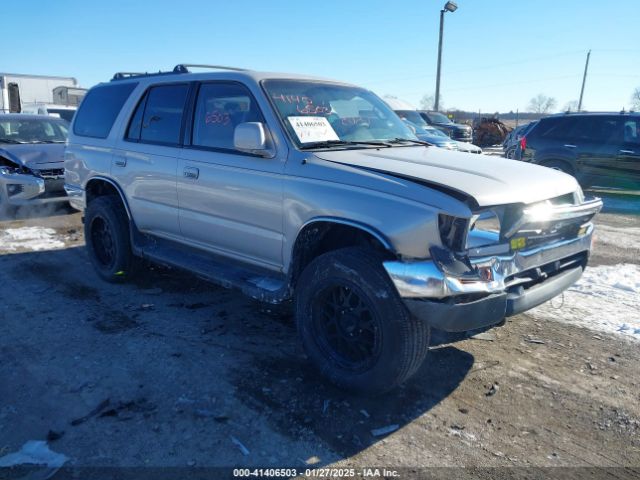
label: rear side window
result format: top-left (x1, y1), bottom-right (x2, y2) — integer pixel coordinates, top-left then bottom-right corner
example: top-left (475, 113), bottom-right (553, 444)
top-left (73, 83), bottom-right (137, 138)
top-left (191, 82), bottom-right (265, 151)
top-left (535, 117), bottom-right (575, 140)
top-left (126, 84), bottom-right (189, 145)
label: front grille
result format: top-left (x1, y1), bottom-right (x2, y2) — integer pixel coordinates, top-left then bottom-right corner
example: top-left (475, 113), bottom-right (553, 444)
top-left (505, 252), bottom-right (587, 291)
top-left (34, 168), bottom-right (65, 179)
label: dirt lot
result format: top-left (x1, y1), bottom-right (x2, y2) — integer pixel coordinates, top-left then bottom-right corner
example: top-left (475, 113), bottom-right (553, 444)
top-left (1, 196), bottom-right (639, 479)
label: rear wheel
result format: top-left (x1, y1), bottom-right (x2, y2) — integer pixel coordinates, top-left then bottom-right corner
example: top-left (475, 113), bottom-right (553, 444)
top-left (85, 195), bottom-right (139, 282)
top-left (295, 247), bottom-right (430, 395)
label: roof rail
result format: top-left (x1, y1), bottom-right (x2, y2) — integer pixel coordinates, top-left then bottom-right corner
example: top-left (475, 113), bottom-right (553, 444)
top-left (111, 64), bottom-right (249, 82)
top-left (173, 64), bottom-right (249, 73)
top-left (111, 70), bottom-right (179, 81)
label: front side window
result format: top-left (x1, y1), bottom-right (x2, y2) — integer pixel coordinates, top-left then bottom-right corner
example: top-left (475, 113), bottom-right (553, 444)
top-left (263, 80), bottom-right (416, 148)
top-left (73, 82), bottom-right (137, 138)
top-left (0, 118), bottom-right (69, 144)
top-left (192, 82), bottom-right (265, 151)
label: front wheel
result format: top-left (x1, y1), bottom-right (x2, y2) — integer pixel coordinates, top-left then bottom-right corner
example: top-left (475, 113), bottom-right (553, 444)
top-left (295, 247), bottom-right (430, 395)
top-left (84, 195), bottom-right (139, 282)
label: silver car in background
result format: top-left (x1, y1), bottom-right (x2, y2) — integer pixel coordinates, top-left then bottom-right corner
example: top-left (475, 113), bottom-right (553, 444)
top-left (0, 114), bottom-right (68, 215)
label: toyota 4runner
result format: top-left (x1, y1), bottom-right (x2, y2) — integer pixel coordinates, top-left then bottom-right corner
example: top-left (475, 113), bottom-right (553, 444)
top-left (64, 64), bottom-right (602, 394)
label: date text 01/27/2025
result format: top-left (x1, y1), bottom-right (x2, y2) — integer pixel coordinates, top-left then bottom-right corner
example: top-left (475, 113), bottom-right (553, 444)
top-left (232, 467), bottom-right (400, 478)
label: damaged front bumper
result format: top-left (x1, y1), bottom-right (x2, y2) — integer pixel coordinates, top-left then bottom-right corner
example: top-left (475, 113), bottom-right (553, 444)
top-left (383, 197), bottom-right (603, 332)
top-left (0, 170), bottom-right (68, 206)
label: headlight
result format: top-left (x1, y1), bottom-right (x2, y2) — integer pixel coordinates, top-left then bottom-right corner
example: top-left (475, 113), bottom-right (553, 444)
top-left (438, 214), bottom-right (469, 252)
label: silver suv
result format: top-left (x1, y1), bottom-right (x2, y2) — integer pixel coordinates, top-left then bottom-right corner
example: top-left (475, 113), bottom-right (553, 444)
top-left (65, 64), bottom-right (602, 394)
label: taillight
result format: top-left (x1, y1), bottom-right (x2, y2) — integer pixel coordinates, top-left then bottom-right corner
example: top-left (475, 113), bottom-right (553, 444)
top-left (519, 136), bottom-right (527, 151)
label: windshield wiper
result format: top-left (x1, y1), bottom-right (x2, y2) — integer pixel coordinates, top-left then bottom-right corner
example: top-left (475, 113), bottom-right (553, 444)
top-left (0, 139), bottom-right (27, 144)
top-left (388, 138), bottom-right (433, 146)
top-left (299, 140), bottom-right (392, 150)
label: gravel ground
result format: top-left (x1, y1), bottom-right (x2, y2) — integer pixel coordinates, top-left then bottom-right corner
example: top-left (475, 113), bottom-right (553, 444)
top-left (0, 197), bottom-right (639, 479)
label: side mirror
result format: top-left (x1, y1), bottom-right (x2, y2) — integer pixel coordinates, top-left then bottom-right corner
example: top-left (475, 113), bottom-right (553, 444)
top-left (234, 122), bottom-right (271, 156)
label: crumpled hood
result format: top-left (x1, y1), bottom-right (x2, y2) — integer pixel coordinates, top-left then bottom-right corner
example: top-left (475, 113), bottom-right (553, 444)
top-left (0, 143), bottom-right (65, 170)
top-left (315, 146), bottom-right (579, 207)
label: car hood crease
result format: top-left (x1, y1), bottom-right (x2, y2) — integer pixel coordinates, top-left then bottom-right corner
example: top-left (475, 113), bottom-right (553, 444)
top-left (314, 147), bottom-right (579, 207)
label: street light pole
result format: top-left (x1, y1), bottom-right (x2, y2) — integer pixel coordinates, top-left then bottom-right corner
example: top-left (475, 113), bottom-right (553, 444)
top-left (434, 1), bottom-right (457, 112)
top-left (434, 9), bottom-right (445, 111)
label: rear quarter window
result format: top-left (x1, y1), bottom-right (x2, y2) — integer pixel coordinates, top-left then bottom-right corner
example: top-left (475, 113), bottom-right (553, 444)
top-left (73, 82), bottom-right (137, 138)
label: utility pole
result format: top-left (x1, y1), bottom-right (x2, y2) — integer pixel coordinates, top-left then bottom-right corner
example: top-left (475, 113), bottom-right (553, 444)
top-left (577, 50), bottom-right (591, 112)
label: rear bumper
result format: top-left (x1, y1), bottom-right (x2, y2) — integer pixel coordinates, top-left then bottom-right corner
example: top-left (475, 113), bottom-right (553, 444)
top-left (383, 198), bottom-right (601, 332)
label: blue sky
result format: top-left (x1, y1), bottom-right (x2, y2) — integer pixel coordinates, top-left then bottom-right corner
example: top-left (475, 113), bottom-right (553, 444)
top-left (3, 0), bottom-right (639, 112)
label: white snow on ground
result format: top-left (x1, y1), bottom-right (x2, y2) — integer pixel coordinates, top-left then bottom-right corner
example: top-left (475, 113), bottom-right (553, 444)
top-left (0, 226), bottom-right (66, 252)
top-left (529, 263), bottom-right (640, 341)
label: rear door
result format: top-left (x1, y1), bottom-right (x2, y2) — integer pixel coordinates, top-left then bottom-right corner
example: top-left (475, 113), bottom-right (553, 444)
top-left (177, 81), bottom-right (285, 271)
top-left (573, 116), bottom-right (622, 186)
top-left (112, 83), bottom-right (190, 240)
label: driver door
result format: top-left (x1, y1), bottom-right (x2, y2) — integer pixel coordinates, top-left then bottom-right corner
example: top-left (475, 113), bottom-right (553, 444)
top-left (177, 81), bottom-right (285, 271)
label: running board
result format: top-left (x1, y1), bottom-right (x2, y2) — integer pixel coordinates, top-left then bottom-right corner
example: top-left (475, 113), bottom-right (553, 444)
top-left (134, 233), bottom-right (289, 304)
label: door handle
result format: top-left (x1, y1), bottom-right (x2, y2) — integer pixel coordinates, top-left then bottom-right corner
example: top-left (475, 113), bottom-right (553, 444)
top-left (619, 149), bottom-right (635, 155)
top-left (114, 156), bottom-right (127, 167)
top-left (183, 167), bottom-right (199, 179)
top-left (563, 144), bottom-right (577, 149)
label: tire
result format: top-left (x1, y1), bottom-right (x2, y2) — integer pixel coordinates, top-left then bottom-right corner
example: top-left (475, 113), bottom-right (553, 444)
top-left (295, 247), bottom-right (430, 395)
top-left (541, 160), bottom-right (574, 176)
top-left (505, 147), bottom-right (516, 159)
top-left (84, 195), bottom-right (139, 282)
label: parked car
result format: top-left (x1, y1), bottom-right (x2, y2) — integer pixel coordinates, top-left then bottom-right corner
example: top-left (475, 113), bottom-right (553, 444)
top-left (0, 114), bottom-right (68, 216)
top-left (426, 126), bottom-right (482, 154)
top-left (65, 64), bottom-right (602, 394)
top-left (514, 112), bottom-right (640, 189)
top-left (503, 121), bottom-right (537, 158)
top-left (401, 119), bottom-right (458, 150)
top-left (384, 104), bottom-right (460, 151)
top-left (419, 111), bottom-right (473, 142)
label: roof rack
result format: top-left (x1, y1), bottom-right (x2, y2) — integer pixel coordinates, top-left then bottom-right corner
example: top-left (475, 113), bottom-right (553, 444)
top-left (111, 70), bottom-right (177, 81)
top-left (172, 64), bottom-right (249, 73)
top-left (111, 64), bottom-right (249, 81)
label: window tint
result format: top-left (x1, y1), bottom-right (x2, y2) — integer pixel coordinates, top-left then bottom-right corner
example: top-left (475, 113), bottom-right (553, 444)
top-left (139, 84), bottom-right (189, 145)
top-left (126, 92), bottom-right (147, 141)
top-left (536, 117), bottom-right (575, 140)
top-left (582, 117), bottom-right (620, 143)
top-left (192, 83), bottom-right (264, 150)
top-left (624, 120), bottom-right (640, 144)
top-left (73, 82), bottom-right (137, 138)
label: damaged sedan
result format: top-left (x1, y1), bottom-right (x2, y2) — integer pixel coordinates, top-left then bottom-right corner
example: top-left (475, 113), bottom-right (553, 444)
top-left (0, 114), bottom-right (69, 216)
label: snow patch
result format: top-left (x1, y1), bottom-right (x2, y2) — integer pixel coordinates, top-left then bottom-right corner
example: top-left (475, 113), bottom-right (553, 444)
top-left (0, 226), bottom-right (66, 252)
top-left (528, 264), bottom-right (640, 341)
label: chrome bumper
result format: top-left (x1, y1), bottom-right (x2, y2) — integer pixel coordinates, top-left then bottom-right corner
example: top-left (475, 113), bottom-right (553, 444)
top-left (384, 225), bottom-right (595, 299)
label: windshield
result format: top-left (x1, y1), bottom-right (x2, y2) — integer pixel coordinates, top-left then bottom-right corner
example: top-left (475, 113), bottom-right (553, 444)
top-left (426, 112), bottom-right (452, 124)
top-left (263, 80), bottom-right (417, 148)
top-left (0, 117), bottom-right (69, 143)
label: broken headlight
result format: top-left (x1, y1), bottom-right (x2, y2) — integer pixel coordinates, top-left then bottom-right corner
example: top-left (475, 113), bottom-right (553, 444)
top-left (438, 214), bottom-right (469, 252)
